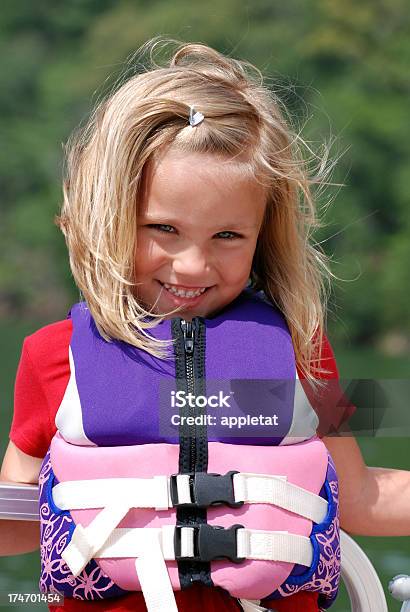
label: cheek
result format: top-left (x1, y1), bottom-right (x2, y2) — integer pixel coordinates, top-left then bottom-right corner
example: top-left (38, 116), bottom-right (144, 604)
top-left (135, 238), bottom-right (166, 274)
top-left (219, 248), bottom-right (255, 283)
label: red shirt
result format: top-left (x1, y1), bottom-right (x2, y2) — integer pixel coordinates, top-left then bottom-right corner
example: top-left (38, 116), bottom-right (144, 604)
top-left (9, 318), bottom-right (348, 611)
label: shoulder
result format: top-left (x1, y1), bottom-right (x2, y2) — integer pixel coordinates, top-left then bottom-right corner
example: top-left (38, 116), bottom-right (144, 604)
top-left (21, 318), bottom-right (73, 405)
top-left (23, 318), bottom-right (72, 365)
top-left (25, 317), bottom-right (73, 349)
top-left (312, 331), bottom-right (339, 379)
top-left (248, 289), bottom-right (339, 377)
top-left (10, 318), bottom-right (73, 458)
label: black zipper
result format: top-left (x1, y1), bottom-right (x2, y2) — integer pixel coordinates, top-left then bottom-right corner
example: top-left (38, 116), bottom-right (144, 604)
top-left (180, 319), bottom-right (196, 469)
top-left (171, 315), bottom-right (211, 588)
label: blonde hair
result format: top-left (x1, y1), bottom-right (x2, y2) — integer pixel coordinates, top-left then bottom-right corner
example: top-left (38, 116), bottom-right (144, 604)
top-left (57, 38), bottom-right (336, 386)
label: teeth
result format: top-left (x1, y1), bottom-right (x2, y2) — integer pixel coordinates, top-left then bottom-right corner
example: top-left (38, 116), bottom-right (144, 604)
top-left (163, 283), bottom-right (207, 298)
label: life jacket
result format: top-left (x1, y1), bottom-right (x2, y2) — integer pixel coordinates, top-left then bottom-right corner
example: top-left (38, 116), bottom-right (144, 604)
top-left (38, 289), bottom-right (340, 611)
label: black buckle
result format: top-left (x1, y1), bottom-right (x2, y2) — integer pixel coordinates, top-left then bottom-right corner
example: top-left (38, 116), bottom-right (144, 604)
top-left (174, 524), bottom-right (245, 563)
top-left (170, 471), bottom-right (244, 508)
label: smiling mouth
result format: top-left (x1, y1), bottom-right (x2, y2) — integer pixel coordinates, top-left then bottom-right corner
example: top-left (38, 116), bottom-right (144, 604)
top-left (158, 281), bottom-right (212, 298)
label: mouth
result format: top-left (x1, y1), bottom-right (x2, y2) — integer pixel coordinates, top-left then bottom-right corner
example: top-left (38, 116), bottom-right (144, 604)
top-left (157, 280), bottom-right (213, 304)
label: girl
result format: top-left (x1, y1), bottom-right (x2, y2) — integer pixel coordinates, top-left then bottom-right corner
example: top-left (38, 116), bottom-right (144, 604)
top-left (1, 39), bottom-right (409, 612)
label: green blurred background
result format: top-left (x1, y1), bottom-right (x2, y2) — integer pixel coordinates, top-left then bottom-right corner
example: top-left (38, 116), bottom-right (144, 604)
top-left (0, 1), bottom-right (409, 610)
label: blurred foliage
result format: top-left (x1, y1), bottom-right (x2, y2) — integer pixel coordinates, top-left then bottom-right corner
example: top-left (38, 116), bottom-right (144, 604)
top-left (0, 0), bottom-right (409, 355)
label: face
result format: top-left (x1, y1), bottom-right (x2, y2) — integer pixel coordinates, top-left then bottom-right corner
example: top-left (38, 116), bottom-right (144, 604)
top-left (134, 149), bottom-right (267, 321)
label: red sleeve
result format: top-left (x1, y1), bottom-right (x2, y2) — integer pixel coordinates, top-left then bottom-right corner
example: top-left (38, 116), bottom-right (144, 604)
top-left (9, 319), bottom-right (72, 458)
top-left (297, 332), bottom-right (356, 437)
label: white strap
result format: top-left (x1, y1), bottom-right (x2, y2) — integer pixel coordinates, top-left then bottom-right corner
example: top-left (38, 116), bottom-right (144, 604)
top-left (53, 476), bottom-right (171, 511)
top-left (102, 525), bottom-right (177, 559)
top-left (54, 472), bottom-right (327, 523)
top-left (233, 473), bottom-right (328, 523)
top-left (89, 526), bottom-right (313, 568)
top-left (59, 483), bottom-right (194, 578)
top-left (237, 528), bottom-right (313, 566)
top-left (62, 501), bottom-right (131, 576)
top-left (135, 535), bottom-right (178, 612)
top-left (175, 474), bottom-right (191, 505)
top-left (63, 523), bottom-right (200, 573)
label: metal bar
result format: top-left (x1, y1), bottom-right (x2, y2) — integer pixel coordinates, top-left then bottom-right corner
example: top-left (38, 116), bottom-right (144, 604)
top-left (0, 483), bottom-right (39, 521)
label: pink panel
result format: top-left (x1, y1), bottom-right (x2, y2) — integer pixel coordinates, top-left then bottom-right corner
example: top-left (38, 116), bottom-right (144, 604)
top-left (51, 433), bottom-right (180, 590)
top-left (51, 433), bottom-right (328, 597)
top-left (206, 438), bottom-right (327, 598)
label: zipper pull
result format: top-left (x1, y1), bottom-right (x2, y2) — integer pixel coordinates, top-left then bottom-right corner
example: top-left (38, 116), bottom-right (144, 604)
top-left (181, 319), bottom-right (194, 354)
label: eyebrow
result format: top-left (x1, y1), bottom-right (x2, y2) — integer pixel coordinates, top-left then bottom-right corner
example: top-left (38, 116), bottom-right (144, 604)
top-left (138, 215), bottom-right (258, 231)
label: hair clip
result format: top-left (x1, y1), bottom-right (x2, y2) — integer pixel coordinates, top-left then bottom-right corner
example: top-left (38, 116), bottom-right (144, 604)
top-left (189, 105), bottom-right (204, 127)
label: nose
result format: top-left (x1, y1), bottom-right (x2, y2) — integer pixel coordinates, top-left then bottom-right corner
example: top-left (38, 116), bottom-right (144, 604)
top-left (171, 244), bottom-right (210, 280)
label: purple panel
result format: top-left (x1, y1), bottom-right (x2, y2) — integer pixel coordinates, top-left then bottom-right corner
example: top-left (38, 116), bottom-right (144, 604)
top-left (70, 304), bottom-right (175, 446)
top-left (70, 290), bottom-right (296, 447)
top-left (205, 291), bottom-right (296, 444)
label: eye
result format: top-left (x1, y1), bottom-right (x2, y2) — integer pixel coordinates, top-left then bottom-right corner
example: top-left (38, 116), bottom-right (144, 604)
top-left (147, 224), bottom-right (176, 234)
top-left (215, 231), bottom-right (242, 240)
